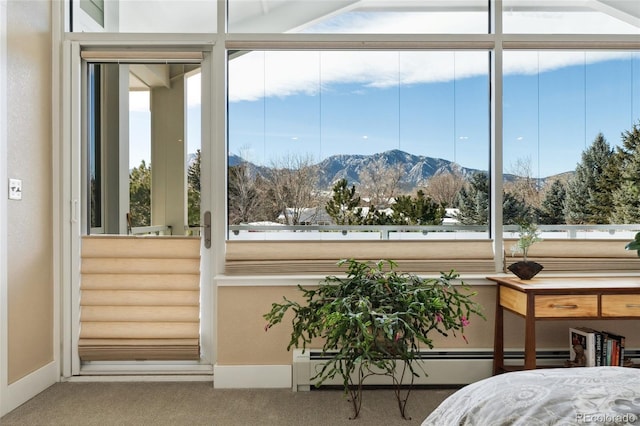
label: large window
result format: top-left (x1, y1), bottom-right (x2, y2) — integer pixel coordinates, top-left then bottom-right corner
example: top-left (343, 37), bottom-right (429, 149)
top-left (503, 51), bottom-right (640, 238)
top-left (228, 50), bottom-right (490, 240)
top-left (70, 0), bottom-right (640, 273)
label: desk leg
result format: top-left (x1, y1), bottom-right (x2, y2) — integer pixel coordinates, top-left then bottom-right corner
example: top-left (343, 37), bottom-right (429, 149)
top-left (493, 288), bottom-right (504, 375)
top-left (524, 300), bottom-right (536, 369)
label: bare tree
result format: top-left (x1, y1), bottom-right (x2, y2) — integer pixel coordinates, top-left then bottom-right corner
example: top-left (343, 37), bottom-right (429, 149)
top-left (228, 161), bottom-right (262, 224)
top-left (264, 154), bottom-right (321, 225)
top-left (423, 166), bottom-right (466, 207)
top-left (358, 157), bottom-right (403, 208)
top-left (504, 156), bottom-right (542, 209)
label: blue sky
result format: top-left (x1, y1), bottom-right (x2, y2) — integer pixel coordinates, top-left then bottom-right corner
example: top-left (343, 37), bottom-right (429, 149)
top-left (226, 51), bottom-right (639, 178)
top-left (128, 52), bottom-right (639, 180)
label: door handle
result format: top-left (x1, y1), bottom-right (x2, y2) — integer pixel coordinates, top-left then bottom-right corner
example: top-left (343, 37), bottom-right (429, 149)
top-left (204, 211), bottom-right (211, 249)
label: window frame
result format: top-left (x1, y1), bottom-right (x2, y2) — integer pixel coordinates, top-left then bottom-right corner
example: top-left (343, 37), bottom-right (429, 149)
top-left (222, 2), bottom-right (640, 275)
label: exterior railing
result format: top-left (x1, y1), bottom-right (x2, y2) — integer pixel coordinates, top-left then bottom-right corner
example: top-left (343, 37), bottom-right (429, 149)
top-left (228, 224), bottom-right (640, 241)
top-left (130, 225), bottom-right (172, 236)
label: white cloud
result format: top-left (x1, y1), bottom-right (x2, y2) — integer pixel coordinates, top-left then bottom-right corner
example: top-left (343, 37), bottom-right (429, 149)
top-left (228, 11), bottom-right (636, 103)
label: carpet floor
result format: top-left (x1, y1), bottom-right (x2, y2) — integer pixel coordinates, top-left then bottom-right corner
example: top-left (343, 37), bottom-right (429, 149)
top-left (1, 382), bottom-right (457, 426)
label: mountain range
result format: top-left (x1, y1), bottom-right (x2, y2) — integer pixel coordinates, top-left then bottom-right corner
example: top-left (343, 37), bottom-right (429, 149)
top-left (228, 149), bottom-right (556, 190)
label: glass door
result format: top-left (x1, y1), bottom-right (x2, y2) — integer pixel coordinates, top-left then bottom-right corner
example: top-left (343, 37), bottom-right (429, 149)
top-left (70, 46), bottom-right (214, 375)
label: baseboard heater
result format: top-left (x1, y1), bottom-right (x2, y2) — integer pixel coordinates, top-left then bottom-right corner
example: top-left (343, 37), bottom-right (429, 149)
top-left (293, 348), bottom-right (640, 391)
top-left (292, 348), bottom-right (571, 392)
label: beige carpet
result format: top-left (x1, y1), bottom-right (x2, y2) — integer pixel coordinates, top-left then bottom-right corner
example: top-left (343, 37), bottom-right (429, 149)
top-left (1, 382), bottom-right (457, 426)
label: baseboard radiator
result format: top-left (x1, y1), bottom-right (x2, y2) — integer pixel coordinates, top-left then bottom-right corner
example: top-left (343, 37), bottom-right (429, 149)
top-left (291, 348), bottom-right (571, 392)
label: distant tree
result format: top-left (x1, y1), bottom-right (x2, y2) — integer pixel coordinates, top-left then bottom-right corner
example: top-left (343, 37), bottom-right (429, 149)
top-left (187, 150), bottom-right (201, 226)
top-left (355, 204), bottom-right (393, 225)
top-left (358, 157), bottom-right (403, 208)
top-left (264, 154), bottom-right (320, 225)
top-left (502, 192), bottom-right (534, 225)
top-left (594, 149), bottom-right (622, 223)
top-left (228, 161), bottom-right (263, 225)
top-left (129, 160), bottom-right (151, 227)
top-left (391, 190), bottom-right (446, 225)
top-left (564, 133), bottom-right (615, 224)
top-left (504, 156), bottom-right (541, 210)
top-left (611, 123), bottom-right (640, 223)
top-left (325, 179), bottom-right (361, 225)
top-left (536, 179), bottom-right (567, 224)
top-left (424, 167), bottom-right (466, 207)
top-left (454, 172), bottom-right (489, 225)
top-left (455, 172), bottom-right (532, 225)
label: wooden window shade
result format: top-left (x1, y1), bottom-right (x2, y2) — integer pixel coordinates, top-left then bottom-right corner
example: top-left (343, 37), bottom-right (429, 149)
top-left (224, 240), bottom-right (496, 275)
top-left (79, 236), bottom-right (201, 361)
top-left (503, 239), bottom-right (640, 272)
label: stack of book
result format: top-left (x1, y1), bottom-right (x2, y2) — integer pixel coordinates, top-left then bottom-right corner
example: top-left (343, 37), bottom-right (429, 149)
top-left (568, 327), bottom-right (627, 367)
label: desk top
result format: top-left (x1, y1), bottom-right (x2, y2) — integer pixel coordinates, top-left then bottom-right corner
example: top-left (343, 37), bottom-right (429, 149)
top-left (487, 276), bottom-right (640, 292)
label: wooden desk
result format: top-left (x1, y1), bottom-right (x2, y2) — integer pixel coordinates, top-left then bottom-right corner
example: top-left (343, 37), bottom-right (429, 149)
top-left (488, 276), bottom-right (640, 374)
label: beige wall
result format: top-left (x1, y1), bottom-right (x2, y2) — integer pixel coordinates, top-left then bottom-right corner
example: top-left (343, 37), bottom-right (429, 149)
top-left (217, 284), bottom-right (639, 365)
top-left (6, 0), bottom-right (53, 384)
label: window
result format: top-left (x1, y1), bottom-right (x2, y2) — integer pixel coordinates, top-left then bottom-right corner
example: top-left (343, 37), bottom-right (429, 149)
top-left (503, 50), bottom-right (640, 236)
top-left (88, 64), bottom-right (102, 233)
top-left (72, 0), bottom-right (216, 33)
top-left (503, 1), bottom-right (640, 34)
top-left (228, 0), bottom-right (489, 34)
top-left (84, 58), bottom-right (202, 236)
top-left (227, 50), bottom-right (490, 241)
top-left (70, 0), bottom-right (640, 275)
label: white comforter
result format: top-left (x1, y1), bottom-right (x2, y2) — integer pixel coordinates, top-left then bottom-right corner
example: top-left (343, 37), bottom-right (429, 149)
top-left (423, 367), bottom-right (640, 425)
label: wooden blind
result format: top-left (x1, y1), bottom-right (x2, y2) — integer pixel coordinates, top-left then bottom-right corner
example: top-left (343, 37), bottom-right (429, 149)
top-left (79, 236), bottom-right (201, 361)
top-left (225, 240), bottom-right (496, 275)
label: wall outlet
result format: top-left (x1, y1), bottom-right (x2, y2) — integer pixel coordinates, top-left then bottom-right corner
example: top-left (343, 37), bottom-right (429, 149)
top-left (9, 178), bottom-right (22, 200)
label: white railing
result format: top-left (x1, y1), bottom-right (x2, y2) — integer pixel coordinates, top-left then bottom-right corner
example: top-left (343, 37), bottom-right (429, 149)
top-left (228, 224), bottom-right (640, 241)
top-left (129, 225), bottom-right (172, 236)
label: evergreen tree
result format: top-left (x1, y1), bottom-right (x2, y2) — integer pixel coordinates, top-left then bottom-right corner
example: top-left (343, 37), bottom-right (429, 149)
top-left (455, 172), bottom-right (532, 225)
top-left (391, 190), bottom-right (445, 225)
top-left (455, 172), bottom-right (489, 225)
top-left (536, 179), bottom-right (566, 224)
top-left (611, 122), bottom-right (640, 223)
top-left (129, 160), bottom-right (151, 227)
top-left (595, 151), bottom-right (622, 223)
top-left (325, 179), bottom-right (361, 225)
top-left (563, 133), bottom-right (614, 224)
top-left (503, 192), bottom-right (534, 225)
top-left (354, 204), bottom-right (392, 225)
top-left (187, 149), bottom-right (201, 226)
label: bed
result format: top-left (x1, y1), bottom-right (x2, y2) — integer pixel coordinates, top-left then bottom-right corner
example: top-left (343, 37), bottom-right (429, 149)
top-left (422, 367), bottom-right (640, 425)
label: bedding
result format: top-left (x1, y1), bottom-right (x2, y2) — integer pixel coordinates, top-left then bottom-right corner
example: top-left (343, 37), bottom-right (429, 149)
top-left (422, 367), bottom-right (640, 425)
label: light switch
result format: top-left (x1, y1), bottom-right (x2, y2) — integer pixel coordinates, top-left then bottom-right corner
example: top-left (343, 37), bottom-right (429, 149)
top-left (9, 178), bottom-right (22, 200)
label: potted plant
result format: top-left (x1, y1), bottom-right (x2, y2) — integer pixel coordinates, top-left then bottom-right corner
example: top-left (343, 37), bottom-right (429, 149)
top-left (625, 232), bottom-right (640, 256)
top-left (508, 222), bottom-right (544, 280)
top-left (263, 258), bottom-right (484, 420)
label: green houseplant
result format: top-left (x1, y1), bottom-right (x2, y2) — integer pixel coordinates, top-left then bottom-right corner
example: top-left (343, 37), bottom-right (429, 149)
top-left (508, 222), bottom-right (544, 280)
top-left (263, 258), bottom-right (484, 419)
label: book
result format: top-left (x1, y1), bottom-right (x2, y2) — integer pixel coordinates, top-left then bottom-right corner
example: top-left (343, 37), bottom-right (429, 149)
top-left (575, 327), bottom-right (600, 367)
top-left (569, 328), bottom-right (626, 367)
top-left (602, 331), bottom-right (625, 366)
top-left (569, 328), bottom-right (593, 367)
